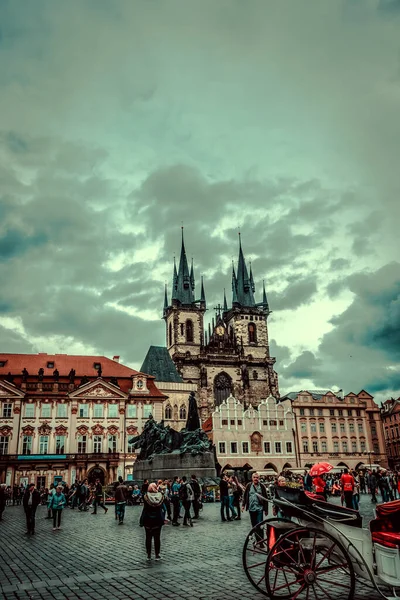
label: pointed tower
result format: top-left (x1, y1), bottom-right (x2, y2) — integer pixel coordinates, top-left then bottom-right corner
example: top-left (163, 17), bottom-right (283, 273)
top-left (235, 234), bottom-right (255, 307)
top-left (163, 228), bottom-right (206, 361)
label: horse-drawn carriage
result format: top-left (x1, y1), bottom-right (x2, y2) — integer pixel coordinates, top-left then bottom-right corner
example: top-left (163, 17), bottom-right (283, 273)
top-left (243, 485), bottom-right (400, 599)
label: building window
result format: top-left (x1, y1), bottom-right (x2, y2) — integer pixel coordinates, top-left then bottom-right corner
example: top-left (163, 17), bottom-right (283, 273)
top-left (347, 409), bottom-right (353, 416)
top-left (333, 441), bottom-right (339, 452)
top-left (301, 423), bottom-right (307, 433)
top-left (275, 442), bottom-right (282, 454)
top-left (309, 408), bottom-right (315, 416)
top-left (127, 439), bottom-right (135, 453)
top-left (47, 361), bottom-right (54, 368)
top-left (303, 440), bottom-right (309, 453)
top-left (310, 423), bottom-right (316, 433)
top-left (286, 441), bottom-right (293, 454)
top-left (2, 403), bottom-right (12, 418)
top-left (41, 404), bottom-right (51, 418)
top-left (127, 404), bottom-right (137, 418)
top-left (371, 425), bottom-right (377, 436)
top-left (143, 404), bottom-right (153, 419)
top-left (330, 409), bottom-right (335, 416)
top-left (219, 442), bottom-right (226, 454)
top-left (263, 420), bottom-right (268, 426)
top-left (25, 404), bottom-right (35, 418)
top-left (108, 404), bottom-right (118, 418)
top-left (342, 441), bottom-right (348, 453)
top-left (352, 441), bottom-right (357, 452)
top-left (373, 443), bottom-right (379, 454)
top-left (242, 442), bottom-right (249, 454)
top-left (358, 423), bottom-right (363, 433)
top-left (331, 423), bottom-right (337, 433)
top-left (269, 420), bottom-right (277, 426)
top-left (77, 435), bottom-right (87, 453)
top-left (248, 323), bottom-right (257, 344)
top-left (186, 320), bottom-right (194, 343)
top-left (108, 434), bottom-right (117, 453)
top-left (356, 409), bottom-right (361, 417)
top-left (340, 423), bottom-right (345, 433)
top-left (94, 404), bottom-right (104, 418)
top-left (230, 419), bottom-right (235, 426)
top-left (22, 436), bottom-right (32, 455)
top-left (349, 423), bottom-right (355, 433)
top-left (55, 436), bottom-right (65, 454)
top-left (39, 436), bottom-right (49, 454)
top-left (264, 442), bottom-right (271, 453)
top-left (318, 409), bottom-right (323, 416)
top-left (79, 404), bottom-right (88, 418)
top-left (300, 408), bottom-right (305, 416)
top-left (312, 441), bottom-right (318, 453)
top-left (360, 440), bottom-right (366, 452)
top-left (164, 405), bottom-right (172, 420)
top-left (222, 419), bottom-right (228, 426)
top-left (321, 441), bottom-right (327, 452)
top-left (231, 442), bottom-right (238, 454)
top-left (169, 322), bottom-right (172, 346)
top-left (319, 423), bottom-right (325, 433)
top-left (237, 419), bottom-right (242, 426)
top-left (279, 420), bottom-right (284, 427)
top-left (94, 362), bottom-right (101, 371)
top-left (179, 405), bottom-right (186, 420)
top-left (338, 409), bottom-right (343, 416)
top-left (57, 403), bottom-right (67, 418)
top-left (0, 436), bottom-right (9, 455)
top-left (93, 436), bottom-right (102, 453)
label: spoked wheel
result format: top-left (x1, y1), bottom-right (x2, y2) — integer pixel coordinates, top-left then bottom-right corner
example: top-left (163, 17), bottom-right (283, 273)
top-left (265, 526), bottom-right (355, 600)
top-left (243, 517), bottom-right (296, 597)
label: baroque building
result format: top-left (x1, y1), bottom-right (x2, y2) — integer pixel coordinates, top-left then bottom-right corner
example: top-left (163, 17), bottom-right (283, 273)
top-left (0, 353), bottom-right (167, 487)
top-left (281, 389), bottom-right (387, 471)
top-left (381, 397), bottom-right (400, 469)
top-left (161, 231), bottom-right (280, 421)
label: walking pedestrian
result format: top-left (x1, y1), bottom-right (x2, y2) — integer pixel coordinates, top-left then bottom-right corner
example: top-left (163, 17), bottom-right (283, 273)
top-left (0, 484), bottom-right (7, 520)
top-left (171, 476), bottom-right (181, 526)
top-left (114, 479), bottom-right (128, 525)
top-left (23, 483), bottom-right (41, 535)
top-left (46, 484), bottom-right (55, 519)
top-left (340, 469), bottom-right (355, 509)
top-left (140, 482), bottom-right (166, 561)
top-left (231, 475), bottom-right (243, 519)
top-left (91, 479), bottom-right (108, 515)
top-left (190, 475), bottom-right (202, 519)
top-left (219, 474), bottom-right (232, 522)
top-left (242, 472), bottom-right (269, 544)
top-left (48, 485), bottom-right (66, 530)
top-left (179, 476), bottom-right (194, 527)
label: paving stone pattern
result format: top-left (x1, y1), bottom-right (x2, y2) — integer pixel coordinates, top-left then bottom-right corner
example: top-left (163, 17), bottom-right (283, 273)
top-left (0, 496), bottom-right (391, 600)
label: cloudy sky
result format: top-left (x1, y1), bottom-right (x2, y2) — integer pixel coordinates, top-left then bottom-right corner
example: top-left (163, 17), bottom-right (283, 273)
top-left (0, 0), bottom-right (399, 402)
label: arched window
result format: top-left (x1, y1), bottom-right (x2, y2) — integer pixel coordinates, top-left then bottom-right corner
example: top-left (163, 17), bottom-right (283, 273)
top-left (169, 322), bottom-right (172, 347)
top-left (165, 404), bottom-right (172, 420)
top-left (179, 405), bottom-right (187, 420)
top-left (248, 323), bottom-right (257, 344)
top-left (173, 404), bottom-right (178, 420)
top-left (186, 319), bottom-right (193, 342)
top-left (213, 372), bottom-right (232, 407)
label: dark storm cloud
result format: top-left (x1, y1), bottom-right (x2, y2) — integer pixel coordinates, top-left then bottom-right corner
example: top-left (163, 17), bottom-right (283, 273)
top-left (269, 276), bottom-right (318, 311)
top-left (0, 229), bottom-right (49, 259)
top-left (283, 351), bottom-right (322, 380)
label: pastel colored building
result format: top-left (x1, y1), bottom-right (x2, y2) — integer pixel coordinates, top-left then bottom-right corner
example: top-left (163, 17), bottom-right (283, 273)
top-left (381, 397), bottom-right (400, 469)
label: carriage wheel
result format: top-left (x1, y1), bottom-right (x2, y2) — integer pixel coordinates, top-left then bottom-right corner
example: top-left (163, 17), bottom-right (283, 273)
top-left (265, 526), bottom-right (355, 600)
top-left (243, 517), bottom-right (295, 597)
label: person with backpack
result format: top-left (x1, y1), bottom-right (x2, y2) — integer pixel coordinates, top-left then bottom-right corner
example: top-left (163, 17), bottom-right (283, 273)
top-left (179, 476), bottom-right (194, 527)
top-left (140, 482), bottom-right (166, 561)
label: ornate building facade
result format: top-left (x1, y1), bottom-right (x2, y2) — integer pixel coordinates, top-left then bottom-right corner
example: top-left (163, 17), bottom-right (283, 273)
top-left (0, 353), bottom-right (167, 487)
top-left (162, 231), bottom-right (280, 422)
top-left (207, 395), bottom-right (296, 476)
top-left (381, 397), bottom-right (400, 469)
top-left (281, 389), bottom-right (387, 471)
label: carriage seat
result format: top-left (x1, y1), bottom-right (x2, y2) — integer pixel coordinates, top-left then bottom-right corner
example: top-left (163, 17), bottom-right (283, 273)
top-left (371, 531), bottom-right (400, 549)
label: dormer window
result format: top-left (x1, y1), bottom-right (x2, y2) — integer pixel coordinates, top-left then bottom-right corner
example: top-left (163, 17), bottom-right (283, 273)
top-left (93, 363), bottom-right (101, 370)
top-left (0, 361), bottom-right (6, 367)
top-left (136, 380), bottom-right (144, 390)
top-left (47, 362), bottom-right (54, 369)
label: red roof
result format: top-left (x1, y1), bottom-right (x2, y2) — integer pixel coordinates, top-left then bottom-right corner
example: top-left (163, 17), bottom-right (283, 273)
top-left (0, 353), bottom-right (166, 398)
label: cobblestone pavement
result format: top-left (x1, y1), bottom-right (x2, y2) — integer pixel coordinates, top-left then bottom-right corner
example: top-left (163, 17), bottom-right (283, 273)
top-left (0, 495), bottom-right (394, 600)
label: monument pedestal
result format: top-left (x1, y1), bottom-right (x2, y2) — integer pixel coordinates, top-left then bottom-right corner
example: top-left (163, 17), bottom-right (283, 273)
top-left (132, 451), bottom-right (216, 481)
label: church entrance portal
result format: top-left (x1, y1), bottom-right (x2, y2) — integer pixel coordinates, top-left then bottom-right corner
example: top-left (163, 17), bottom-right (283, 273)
top-left (87, 466), bottom-right (106, 485)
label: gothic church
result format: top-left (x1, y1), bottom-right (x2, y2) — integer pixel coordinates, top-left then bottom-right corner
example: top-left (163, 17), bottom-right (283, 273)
top-left (157, 231), bottom-right (280, 421)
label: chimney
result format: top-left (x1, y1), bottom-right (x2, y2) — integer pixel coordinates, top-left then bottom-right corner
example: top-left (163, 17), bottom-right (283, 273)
top-left (113, 356), bottom-right (120, 363)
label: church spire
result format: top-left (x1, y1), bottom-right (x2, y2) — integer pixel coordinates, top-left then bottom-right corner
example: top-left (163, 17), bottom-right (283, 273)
top-left (232, 261), bottom-right (238, 305)
top-left (171, 256), bottom-right (178, 302)
top-left (249, 261), bottom-right (255, 293)
top-left (163, 283), bottom-right (168, 316)
top-left (235, 234), bottom-right (255, 307)
top-left (173, 228), bottom-right (195, 305)
top-left (190, 258), bottom-right (195, 291)
top-left (200, 276), bottom-right (206, 308)
top-left (262, 279), bottom-right (270, 313)
top-left (223, 288), bottom-right (228, 311)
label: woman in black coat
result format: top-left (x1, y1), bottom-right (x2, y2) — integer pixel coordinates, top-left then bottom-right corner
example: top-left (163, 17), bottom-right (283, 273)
top-left (23, 484), bottom-right (41, 535)
top-left (140, 482), bottom-right (165, 561)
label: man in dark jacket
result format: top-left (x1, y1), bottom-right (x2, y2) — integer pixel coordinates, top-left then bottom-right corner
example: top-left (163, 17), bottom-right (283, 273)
top-left (242, 472), bottom-right (269, 543)
top-left (23, 483), bottom-right (41, 534)
top-left (190, 475), bottom-right (202, 519)
top-left (114, 479), bottom-right (128, 524)
top-left (91, 479), bottom-right (108, 515)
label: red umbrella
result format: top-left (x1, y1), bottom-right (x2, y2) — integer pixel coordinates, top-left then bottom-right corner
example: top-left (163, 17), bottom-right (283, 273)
top-left (309, 462), bottom-right (334, 477)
